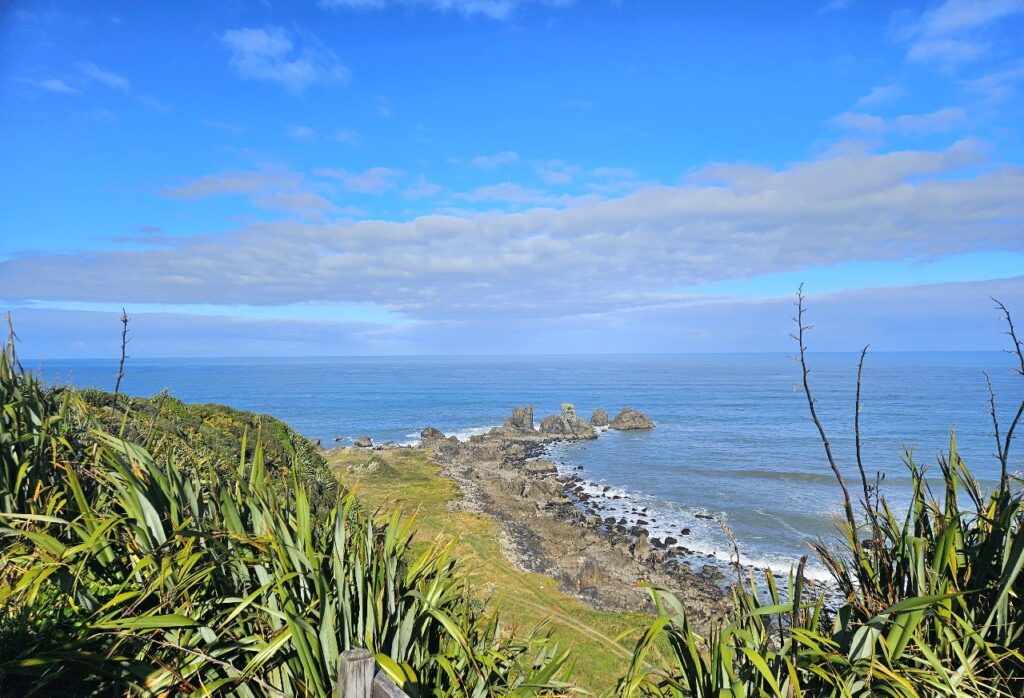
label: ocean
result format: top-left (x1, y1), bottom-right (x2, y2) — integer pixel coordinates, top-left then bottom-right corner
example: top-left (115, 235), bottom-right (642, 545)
top-left (34, 353), bottom-right (1021, 578)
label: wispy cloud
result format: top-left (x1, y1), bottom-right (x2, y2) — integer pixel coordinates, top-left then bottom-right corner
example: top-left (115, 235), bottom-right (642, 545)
top-left (77, 62), bottom-right (130, 91)
top-left (468, 151), bottom-right (520, 168)
top-left (833, 107), bottom-right (968, 135)
top-left (962, 59), bottom-right (1024, 102)
top-left (30, 78), bottom-right (79, 94)
top-left (221, 26), bottom-right (350, 93)
top-left (534, 159), bottom-right (580, 185)
top-left (457, 181), bottom-right (571, 206)
top-left (163, 167), bottom-right (333, 219)
top-left (403, 174), bottom-right (443, 199)
top-left (315, 166), bottom-right (404, 194)
top-left (901, 0), bottom-right (1023, 66)
top-left (319, 0), bottom-right (537, 21)
top-left (854, 83), bottom-right (904, 108)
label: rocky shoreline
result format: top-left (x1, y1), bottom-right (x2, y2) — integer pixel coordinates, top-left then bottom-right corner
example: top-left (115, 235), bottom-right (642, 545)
top-left (412, 404), bottom-right (733, 630)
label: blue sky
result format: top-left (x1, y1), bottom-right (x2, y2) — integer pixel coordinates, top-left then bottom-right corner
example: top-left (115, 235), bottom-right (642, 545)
top-left (1, 0), bottom-right (1023, 357)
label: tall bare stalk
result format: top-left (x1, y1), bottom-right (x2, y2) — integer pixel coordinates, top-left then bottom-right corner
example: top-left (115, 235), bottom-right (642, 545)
top-left (791, 286), bottom-right (860, 557)
top-left (987, 298), bottom-right (1024, 489)
top-left (113, 308), bottom-right (129, 398)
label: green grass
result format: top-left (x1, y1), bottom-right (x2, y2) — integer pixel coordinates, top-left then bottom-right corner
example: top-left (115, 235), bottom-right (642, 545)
top-left (329, 447), bottom-right (654, 691)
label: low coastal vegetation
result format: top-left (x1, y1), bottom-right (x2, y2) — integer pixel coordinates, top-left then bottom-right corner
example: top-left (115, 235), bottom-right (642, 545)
top-left (0, 348), bottom-right (568, 696)
top-left (617, 295), bottom-right (1024, 697)
top-left (1, 295), bottom-right (1023, 696)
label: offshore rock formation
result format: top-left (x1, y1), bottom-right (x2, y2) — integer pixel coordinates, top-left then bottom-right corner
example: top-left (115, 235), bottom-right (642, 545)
top-left (590, 408), bottom-right (609, 427)
top-left (539, 404), bottom-right (597, 440)
top-left (609, 407), bottom-right (655, 430)
top-left (503, 405), bottom-right (535, 432)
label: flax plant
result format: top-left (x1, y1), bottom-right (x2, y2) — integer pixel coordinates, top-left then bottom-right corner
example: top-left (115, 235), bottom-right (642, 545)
top-left (0, 348), bottom-right (568, 696)
top-left (616, 295), bottom-right (1024, 697)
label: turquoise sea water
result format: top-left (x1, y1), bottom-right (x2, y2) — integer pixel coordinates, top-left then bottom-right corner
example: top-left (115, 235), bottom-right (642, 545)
top-left (35, 353), bottom-right (1022, 577)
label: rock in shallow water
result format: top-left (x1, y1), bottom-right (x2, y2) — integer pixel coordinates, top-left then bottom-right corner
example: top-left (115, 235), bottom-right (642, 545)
top-left (503, 405), bottom-right (535, 432)
top-left (590, 408), bottom-right (609, 427)
top-left (354, 435), bottom-right (373, 448)
top-left (420, 426), bottom-right (445, 440)
top-left (539, 405), bottom-right (597, 440)
top-left (609, 407), bottom-right (655, 430)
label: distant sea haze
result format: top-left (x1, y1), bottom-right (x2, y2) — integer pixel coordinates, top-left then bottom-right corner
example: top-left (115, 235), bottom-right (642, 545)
top-left (38, 353), bottom-right (1021, 577)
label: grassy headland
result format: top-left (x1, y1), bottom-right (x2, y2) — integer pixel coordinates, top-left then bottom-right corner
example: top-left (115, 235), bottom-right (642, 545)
top-left (328, 445), bottom-right (651, 689)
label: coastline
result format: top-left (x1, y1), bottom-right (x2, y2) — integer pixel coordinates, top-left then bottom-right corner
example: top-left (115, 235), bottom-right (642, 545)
top-left (337, 404), bottom-right (736, 630)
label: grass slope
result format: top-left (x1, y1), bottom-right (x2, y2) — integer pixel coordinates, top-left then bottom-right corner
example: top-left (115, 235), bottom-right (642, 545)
top-left (328, 446), bottom-right (652, 690)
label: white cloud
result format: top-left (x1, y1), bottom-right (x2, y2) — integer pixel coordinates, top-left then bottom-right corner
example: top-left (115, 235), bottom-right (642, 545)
top-left (403, 174), bottom-right (443, 199)
top-left (221, 26), bottom-right (350, 93)
top-left (457, 181), bottom-right (572, 206)
top-left (833, 107), bottom-right (967, 135)
top-left (902, 0), bottom-right (1023, 66)
top-left (962, 60), bottom-right (1024, 102)
top-left (907, 38), bottom-right (987, 65)
top-left (918, 0), bottom-right (1022, 36)
top-left (534, 159), bottom-right (581, 184)
top-left (320, 0), bottom-right (523, 20)
top-left (77, 62), bottom-right (130, 91)
top-left (33, 78), bottom-right (79, 94)
top-left (890, 107), bottom-right (968, 134)
top-left (163, 167), bottom-right (332, 219)
top-left (854, 83), bottom-right (904, 108)
top-left (316, 166), bottom-right (404, 194)
top-left (6, 142), bottom-right (1023, 328)
top-left (468, 151), bottom-right (520, 168)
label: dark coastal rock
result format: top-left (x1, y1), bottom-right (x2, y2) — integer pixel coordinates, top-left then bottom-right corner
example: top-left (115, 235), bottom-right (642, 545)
top-left (539, 404), bottom-right (597, 440)
top-left (609, 407), bottom-right (655, 430)
top-left (631, 532), bottom-right (650, 560)
top-left (354, 435), bottom-right (373, 448)
top-left (503, 405), bottom-right (535, 432)
top-left (524, 459), bottom-right (558, 475)
top-left (430, 436), bottom-right (462, 464)
top-left (420, 426), bottom-right (445, 440)
top-left (590, 408), bottom-right (609, 427)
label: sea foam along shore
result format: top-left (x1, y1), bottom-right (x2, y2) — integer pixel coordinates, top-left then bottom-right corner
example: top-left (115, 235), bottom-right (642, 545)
top-left (542, 439), bottom-right (836, 584)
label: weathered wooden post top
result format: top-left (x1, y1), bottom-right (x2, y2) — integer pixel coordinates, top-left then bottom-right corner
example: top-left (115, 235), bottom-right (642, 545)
top-left (336, 649), bottom-right (408, 698)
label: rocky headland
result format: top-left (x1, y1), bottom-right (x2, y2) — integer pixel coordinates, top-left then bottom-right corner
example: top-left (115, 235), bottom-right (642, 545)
top-left (412, 404), bottom-right (731, 630)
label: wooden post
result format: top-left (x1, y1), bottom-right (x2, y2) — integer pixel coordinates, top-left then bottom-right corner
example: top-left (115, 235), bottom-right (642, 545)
top-left (337, 648), bottom-right (375, 698)
top-left (372, 671), bottom-right (407, 698)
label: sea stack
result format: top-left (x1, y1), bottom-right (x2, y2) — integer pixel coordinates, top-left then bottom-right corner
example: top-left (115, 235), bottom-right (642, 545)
top-left (503, 405), bottom-right (535, 432)
top-left (539, 403), bottom-right (597, 440)
top-left (609, 407), bottom-right (655, 430)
